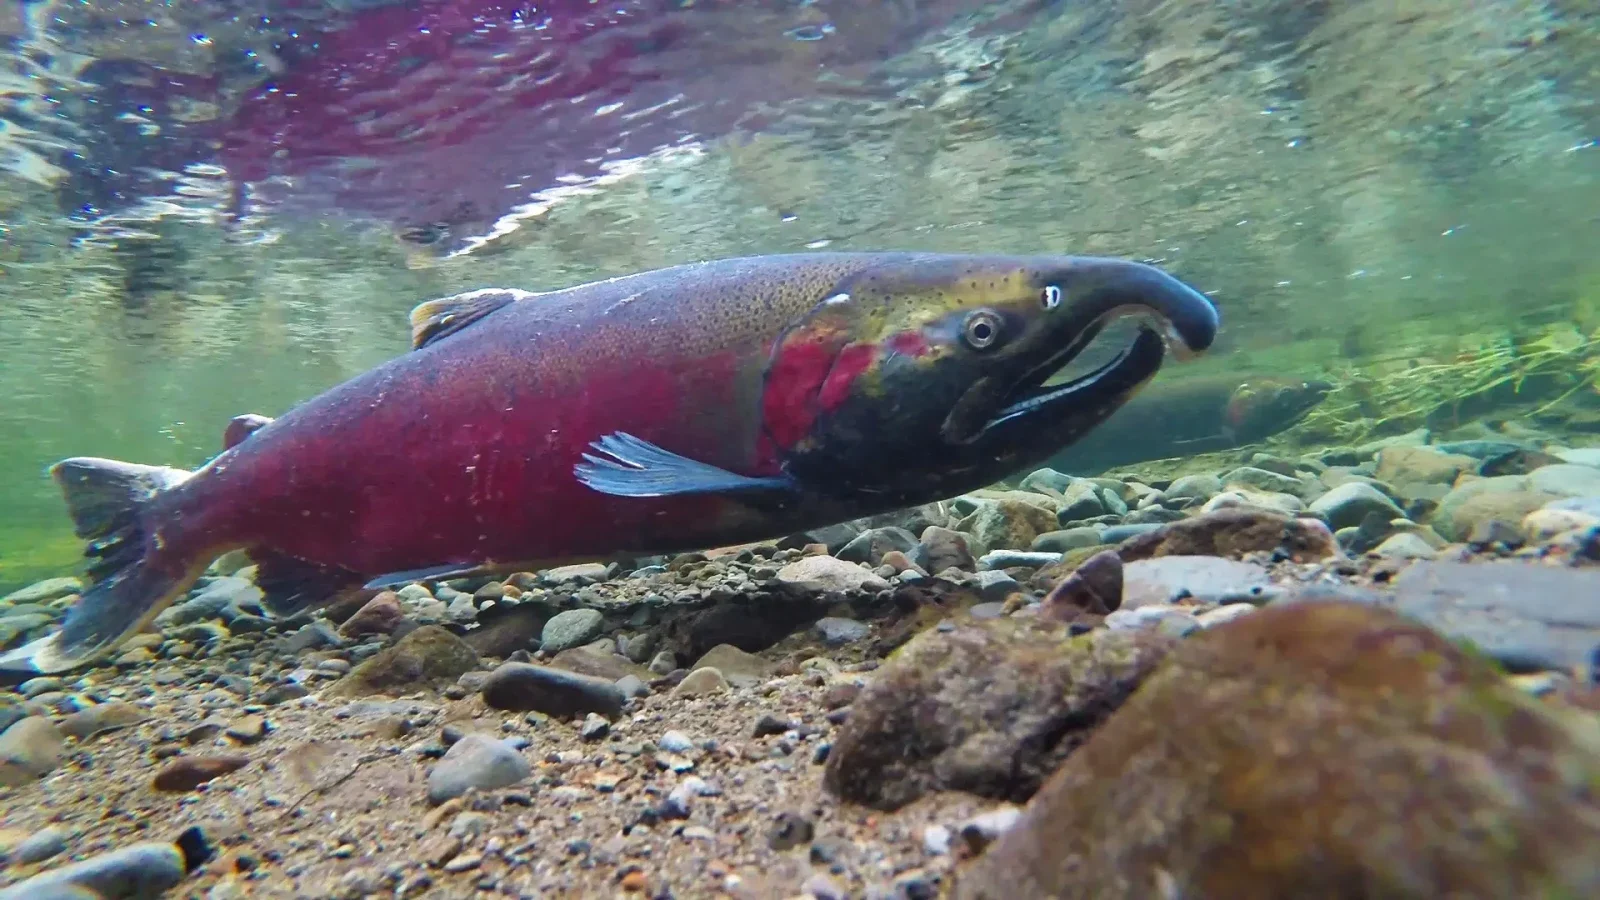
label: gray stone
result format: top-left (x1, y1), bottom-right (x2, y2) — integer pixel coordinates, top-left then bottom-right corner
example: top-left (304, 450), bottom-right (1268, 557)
top-left (776, 556), bottom-right (890, 593)
top-left (0, 717), bottom-right (66, 786)
top-left (1105, 606), bottom-right (1200, 637)
top-left (1220, 466), bottom-right (1308, 497)
top-left (1123, 506), bottom-right (1187, 526)
top-left (1018, 468), bottom-right (1076, 495)
top-left (0, 835), bottom-right (195, 900)
top-left (979, 550), bottom-right (1062, 570)
top-left (1030, 529), bottom-right (1103, 553)
top-left (1388, 561), bottom-right (1600, 672)
top-left (540, 609), bottom-right (605, 654)
top-left (836, 527), bottom-right (919, 566)
top-left (12, 826), bottom-right (69, 864)
top-left (1554, 448), bottom-right (1600, 468)
top-left (426, 733), bottom-right (530, 805)
top-left (814, 617), bottom-right (871, 647)
top-left (1374, 532), bottom-right (1438, 560)
top-left (973, 570), bottom-right (1023, 603)
top-left (1529, 464), bottom-right (1600, 498)
top-left (1, 577), bottom-right (82, 606)
top-left (1055, 483), bottom-right (1106, 523)
top-left (1164, 474), bottom-right (1224, 503)
top-left (1309, 482), bottom-right (1407, 530)
top-left (1121, 556), bottom-right (1277, 609)
top-left (479, 661), bottom-right (625, 718)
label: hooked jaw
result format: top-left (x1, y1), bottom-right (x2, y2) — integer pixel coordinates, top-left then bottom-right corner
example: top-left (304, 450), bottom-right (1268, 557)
top-left (962, 258), bottom-right (1221, 446)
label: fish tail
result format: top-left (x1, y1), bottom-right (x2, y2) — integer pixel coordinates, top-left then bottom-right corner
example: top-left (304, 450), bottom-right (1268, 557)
top-left (4, 457), bottom-right (209, 674)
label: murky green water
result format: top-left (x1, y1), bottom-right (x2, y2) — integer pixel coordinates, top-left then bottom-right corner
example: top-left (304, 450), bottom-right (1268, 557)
top-left (1, 0), bottom-right (1597, 592)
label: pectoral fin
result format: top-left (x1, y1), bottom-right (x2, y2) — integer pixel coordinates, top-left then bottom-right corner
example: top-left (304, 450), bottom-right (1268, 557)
top-left (574, 432), bottom-right (797, 498)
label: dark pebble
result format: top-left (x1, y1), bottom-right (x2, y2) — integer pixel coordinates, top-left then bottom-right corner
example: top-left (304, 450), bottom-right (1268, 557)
top-left (480, 662), bottom-right (625, 719)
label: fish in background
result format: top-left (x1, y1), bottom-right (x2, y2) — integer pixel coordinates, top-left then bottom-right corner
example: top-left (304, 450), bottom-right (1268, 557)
top-left (3, 251), bottom-right (1218, 673)
top-left (1040, 374), bottom-right (1334, 475)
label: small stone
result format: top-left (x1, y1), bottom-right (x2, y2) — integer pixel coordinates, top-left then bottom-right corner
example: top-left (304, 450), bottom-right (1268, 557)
top-left (922, 824), bottom-right (952, 856)
top-left (752, 714), bottom-right (792, 737)
top-left (1308, 482), bottom-right (1406, 530)
top-left (1373, 532), bottom-right (1438, 560)
top-left (13, 826), bottom-right (69, 864)
top-left (57, 701), bottom-right (149, 740)
top-left (658, 730), bottom-right (694, 753)
top-left (813, 617), bottom-right (871, 647)
top-left (766, 811), bottom-right (815, 851)
top-left (0, 716), bottom-right (66, 786)
top-left (441, 852), bottom-right (482, 873)
top-left (480, 661), bottom-right (625, 718)
top-left (1195, 603), bottom-right (1257, 629)
top-left (673, 667), bottom-right (731, 697)
top-left (580, 713), bottom-right (611, 741)
top-left (541, 609), bottom-right (606, 654)
top-left (426, 734), bottom-right (531, 805)
top-left (225, 715), bottom-right (268, 745)
top-left (647, 652), bottom-right (677, 676)
top-left (152, 754), bottom-right (251, 792)
top-left (776, 556), bottom-right (891, 593)
top-left (338, 591), bottom-right (405, 638)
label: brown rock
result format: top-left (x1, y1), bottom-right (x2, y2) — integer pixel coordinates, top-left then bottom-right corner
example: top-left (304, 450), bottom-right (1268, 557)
top-left (549, 646), bottom-right (653, 682)
top-left (913, 526), bottom-right (977, 573)
top-left (951, 601), bottom-right (1600, 900)
top-left (1116, 507), bottom-right (1338, 562)
top-left (152, 754), bottom-right (251, 792)
top-left (338, 591), bottom-right (405, 638)
top-left (325, 625), bottom-right (480, 698)
top-left (1041, 549), bottom-right (1122, 621)
top-left (822, 617), bottom-right (1176, 811)
top-left (1374, 445), bottom-right (1475, 485)
top-left (463, 604), bottom-right (546, 658)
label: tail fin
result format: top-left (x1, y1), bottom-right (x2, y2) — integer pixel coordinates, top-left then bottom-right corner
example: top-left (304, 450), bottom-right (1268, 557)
top-left (3, 457), bottom-right (203, 674)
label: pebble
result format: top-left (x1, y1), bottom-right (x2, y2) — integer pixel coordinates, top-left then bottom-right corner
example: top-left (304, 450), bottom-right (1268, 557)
top-left (0, 716), bottom-right (65, 786)
top-left (11, 826), bottom-right (69, 864)
top-left (813, 616), bottom-right (870, 646)
top-left (673, 667), bottom-right (731, 697)
top-left (479, 661), bottom-right (626, 718)
top-left (541, 609), bottom-right (606, 654)
top-left (580, 712), bottom-right (611, 741)
top-left (658, 730), bottom-right (695, 753)
top-left (152, 754), bottom-right (252, 792)
top-left (776, 556), bottom-right (892, 593)
top-left (0, 828), bottom-right (209, 900)
top-left (1308, 482), bottom-right (1406, 530)
top-left (426, 734), bottom-right (531, 805)
top-left (1195, 603), bottom-right (1258, 629)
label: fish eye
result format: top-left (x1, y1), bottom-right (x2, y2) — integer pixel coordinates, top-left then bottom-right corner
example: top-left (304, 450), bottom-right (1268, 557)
top-left (963, 311), bottom-right (1002, 350)
top-left (1040, 285), bottom-right (1062, 310)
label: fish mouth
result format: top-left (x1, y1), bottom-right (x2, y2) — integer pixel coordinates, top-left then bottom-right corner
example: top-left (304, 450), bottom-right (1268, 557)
top-left (987, 310), bottom-right (1177, 432)
top-left (943, 258), bottom-right (1220, 445)
top-left (944, 309), bottom-right (1182, 445)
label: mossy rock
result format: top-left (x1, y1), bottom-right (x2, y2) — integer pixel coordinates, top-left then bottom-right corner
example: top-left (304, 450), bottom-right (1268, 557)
top-left (325, 625), bottom-right (480, 698)
top-left (952, 600), bottom-right (1600, 900)
top-left (822, 615), bottom-right (1176, 810)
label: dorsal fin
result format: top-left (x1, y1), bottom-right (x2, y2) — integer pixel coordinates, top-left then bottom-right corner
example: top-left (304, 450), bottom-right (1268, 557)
top-left (408, 288), bottom-right (529, 350)
top-left (223, 413), bottom-right (274, 450)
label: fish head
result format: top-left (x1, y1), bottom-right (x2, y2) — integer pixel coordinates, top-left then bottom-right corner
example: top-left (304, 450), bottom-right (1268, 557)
top-left (772, 254), bottom-right (1220, 499)
top-left (1222, 376), bottom-right (1335, 441)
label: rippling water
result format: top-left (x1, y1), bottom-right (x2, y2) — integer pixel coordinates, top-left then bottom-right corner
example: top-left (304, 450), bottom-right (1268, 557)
top-left (0, 0), bottom-right (1597, 589)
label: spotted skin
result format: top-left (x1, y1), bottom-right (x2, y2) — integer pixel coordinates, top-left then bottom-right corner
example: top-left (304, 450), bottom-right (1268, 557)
top-left (23, 251), bottom-right (1221, 672)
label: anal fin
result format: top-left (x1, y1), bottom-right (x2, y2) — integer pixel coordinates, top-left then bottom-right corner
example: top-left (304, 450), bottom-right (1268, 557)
top-left (247, 549), bottom-right (365, 617)
top-left (574, 432), bottom-right (796, 499)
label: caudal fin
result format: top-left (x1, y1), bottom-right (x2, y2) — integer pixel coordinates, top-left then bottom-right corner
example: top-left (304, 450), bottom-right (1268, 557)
top-left (2, 457), bottom-right (204, 674)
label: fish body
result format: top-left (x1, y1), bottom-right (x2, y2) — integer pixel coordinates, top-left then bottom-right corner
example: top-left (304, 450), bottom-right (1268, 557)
top-left (1040, 373), bottom-right (1333, 475)
top-left (12, 251), bottom-right (1219, 672)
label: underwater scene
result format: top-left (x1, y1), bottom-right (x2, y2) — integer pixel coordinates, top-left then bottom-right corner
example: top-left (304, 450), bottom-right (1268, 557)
top-left (1, 0), bottom-right (1598, 896)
